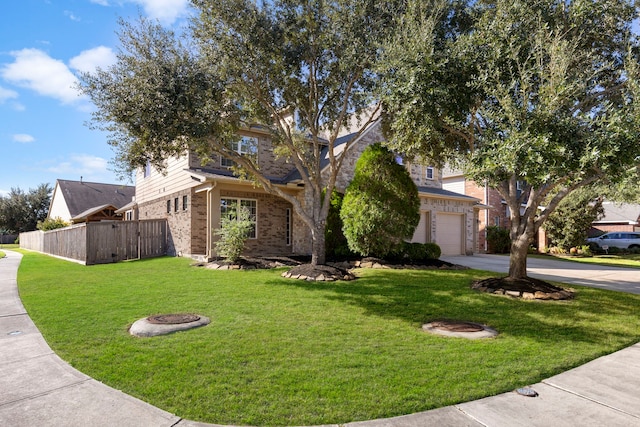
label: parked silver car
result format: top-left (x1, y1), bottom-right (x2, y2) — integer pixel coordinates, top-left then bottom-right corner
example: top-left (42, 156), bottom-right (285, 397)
top-left (587, 232), bottom-right (640, 250)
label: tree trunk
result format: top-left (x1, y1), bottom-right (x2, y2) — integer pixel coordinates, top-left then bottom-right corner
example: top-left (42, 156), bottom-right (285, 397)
top-left (508, 232), bottom-right (532, 279)
top-left (310, 222), bottom-right (326, 266)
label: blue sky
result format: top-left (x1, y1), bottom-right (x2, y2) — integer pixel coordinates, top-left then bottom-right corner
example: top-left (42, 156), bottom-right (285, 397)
top-left (0, 0), bottom-right (193, 196)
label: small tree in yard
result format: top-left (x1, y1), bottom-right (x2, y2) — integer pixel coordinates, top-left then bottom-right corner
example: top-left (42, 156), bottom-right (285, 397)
top-left (214, 206), bottom-right (253, 263)
top-left (341, 143), bottom-right (420, 258)
top-left (381, 0), bottom-right (640, 286)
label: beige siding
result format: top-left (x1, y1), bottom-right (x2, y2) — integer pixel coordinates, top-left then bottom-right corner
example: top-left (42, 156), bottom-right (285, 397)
top-left (135, 155), bottom-right (197, 205)
top-left (443, 176), bottom-right (466, 195)
top-left (48, 183), bottom-right (71, 221)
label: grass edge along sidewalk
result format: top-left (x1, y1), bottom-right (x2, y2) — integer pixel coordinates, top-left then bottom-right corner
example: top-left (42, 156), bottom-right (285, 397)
top-left (16, 251), bottom-right (640, 426)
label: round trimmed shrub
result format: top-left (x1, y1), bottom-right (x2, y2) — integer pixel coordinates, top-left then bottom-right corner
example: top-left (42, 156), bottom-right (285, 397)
top-left (341, 143), bottom-right (420, 258)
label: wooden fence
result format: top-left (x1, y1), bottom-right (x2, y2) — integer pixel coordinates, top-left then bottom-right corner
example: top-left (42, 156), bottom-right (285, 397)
top-left (20, 220), bottom-right (167, 265)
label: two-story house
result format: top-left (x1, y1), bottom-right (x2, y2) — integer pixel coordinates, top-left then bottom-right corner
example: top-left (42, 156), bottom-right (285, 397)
top-left (130, 119), bottom-right (484, 259)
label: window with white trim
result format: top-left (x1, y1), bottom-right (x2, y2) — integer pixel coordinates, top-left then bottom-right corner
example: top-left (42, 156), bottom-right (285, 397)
top-left (221, 136), bottom-right (258, 167)
top-left (220, 198), bottom-right (257, 238)
top-left (425, 166), bottom-right (435, 180)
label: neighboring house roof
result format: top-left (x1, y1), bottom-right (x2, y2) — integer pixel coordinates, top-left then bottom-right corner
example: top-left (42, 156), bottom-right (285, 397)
top-left (593, 202), bottom-right (640, 225)
top-left (50, 179), bottom-right (135, 219)
top-left (115, 199), bottom-right (138, 214)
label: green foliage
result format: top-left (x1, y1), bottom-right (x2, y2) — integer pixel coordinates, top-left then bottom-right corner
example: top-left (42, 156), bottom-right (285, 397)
top-left (0, 183), bottom-right (52, 233)
top-left (486, 226), bottom-right (511, 254)
top-left (341, 143), bottom-right (420, 258)
top-left (325, 191), bottom-right (353, 260)
top-left (381, 0), bottom-right (640, 277)
top-left (389, 241), bottom-right (442, 263)
top-left (544, 188), bottom-right (604, 250)
top-left (37, 217), bottom-right (70, 231)
top-left (214, 206), bottom-right (253, 262)
top-left (79, 2), bottom-right (403, 264)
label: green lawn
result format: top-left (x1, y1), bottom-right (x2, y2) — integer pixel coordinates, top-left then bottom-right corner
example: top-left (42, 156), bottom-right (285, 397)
top-left (16, 251), bottom-right (640, 426)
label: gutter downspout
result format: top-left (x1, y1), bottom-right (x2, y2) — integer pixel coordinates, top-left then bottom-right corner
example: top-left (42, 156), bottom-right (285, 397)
top-left (206, 181), bottom-right (217, 260)
top-left (484, 181), bottom-right (489, 253)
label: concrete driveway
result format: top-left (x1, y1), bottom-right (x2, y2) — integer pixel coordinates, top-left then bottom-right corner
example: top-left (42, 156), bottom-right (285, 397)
top-left (441, 254), bottom-right (640, 294)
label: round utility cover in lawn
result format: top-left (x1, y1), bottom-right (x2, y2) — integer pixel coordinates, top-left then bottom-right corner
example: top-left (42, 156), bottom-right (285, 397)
top-left (129, 314), bottom-right (210, 337)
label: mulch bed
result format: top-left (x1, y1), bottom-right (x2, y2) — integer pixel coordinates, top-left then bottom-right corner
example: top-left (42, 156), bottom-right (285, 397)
top-left (196, 255), bottom-right (466, 282)
top-left (472, 276), bottom-right (574, 300)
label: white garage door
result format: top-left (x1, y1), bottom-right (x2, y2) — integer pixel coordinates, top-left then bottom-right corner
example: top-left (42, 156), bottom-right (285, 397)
top-left (436, 213), bottom-right (464, 255)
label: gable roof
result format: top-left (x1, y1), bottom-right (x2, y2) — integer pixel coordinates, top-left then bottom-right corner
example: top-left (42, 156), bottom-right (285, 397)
top-left (594, 202), bottom-right (640, 225)
top-left (54, 179), bottom-right (135, 218)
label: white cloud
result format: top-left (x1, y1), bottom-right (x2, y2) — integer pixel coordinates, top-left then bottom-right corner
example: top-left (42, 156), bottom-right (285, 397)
top-left (90, 0), bottom-right (110, 5)
top-left (69, 46), bottom-right (117, 73)
top-left (64, 10), bottom-right (81, 21)
top-left (1, 49), bottom-right (82, 105)
top-left (0, 86), bottom-right (18, 103)
top-left (13, 134), bottom-right (35, 143)
top-left (131, 0), bottom-right (190, 25)
top-left (47, 155), bottom-right (108, 176)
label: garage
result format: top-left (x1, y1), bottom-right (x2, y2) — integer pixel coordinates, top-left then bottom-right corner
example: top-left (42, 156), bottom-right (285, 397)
top-left (411, 211), bottom-right (431, 244)
top-left (435, 213), bottom-right (464, 255)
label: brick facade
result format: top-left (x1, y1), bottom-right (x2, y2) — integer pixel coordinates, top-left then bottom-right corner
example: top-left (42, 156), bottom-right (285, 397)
top-left (217, 189), bottom-right (294, 257)
top-left (134, 119), bottom-right (485, 259)
top-left (138, 188), bottom-right (198, 257)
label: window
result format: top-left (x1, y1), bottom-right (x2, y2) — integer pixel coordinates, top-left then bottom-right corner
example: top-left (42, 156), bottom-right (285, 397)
top-left (286, 208), bottom-right (292, 246)
top-left (144, 160), bottom-right (151, 178)
top-left (174, 198), bottom-right (179, 212)
top-left (494, 217), bottom-right (500, 227)
top-left (221, 136), bottom-right (258, 167)
top-left (183, 195), bottom-right (188, 211)
top-left (516, 180), bottom-right (526, 199)
top-left (167, 200), bottom-right (171, 214)
top-left (426, 166), bottom-right (435, 180)
top-left (220, 198), bottom-right (257, 238)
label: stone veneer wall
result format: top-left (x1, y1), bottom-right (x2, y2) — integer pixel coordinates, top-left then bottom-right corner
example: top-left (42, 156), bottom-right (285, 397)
top-left (419, 197), bottom-right (476, 255)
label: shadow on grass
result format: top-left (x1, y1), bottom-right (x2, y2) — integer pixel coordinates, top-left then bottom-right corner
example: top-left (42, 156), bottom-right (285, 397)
top-left (269, 268), bottom-right (640, 347)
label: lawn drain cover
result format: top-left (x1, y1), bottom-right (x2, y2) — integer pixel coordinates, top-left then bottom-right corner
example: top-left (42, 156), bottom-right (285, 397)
top-left (147, 314), bottom-right (201, 324)
top-left (423, 320), bottom-right (498, 339)
top-left (130, 314), bottom-right (210, 337)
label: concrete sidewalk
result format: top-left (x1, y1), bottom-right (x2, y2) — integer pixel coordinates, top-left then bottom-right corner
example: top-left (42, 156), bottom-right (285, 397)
top-left (2, 249), bottom-right (640, 426)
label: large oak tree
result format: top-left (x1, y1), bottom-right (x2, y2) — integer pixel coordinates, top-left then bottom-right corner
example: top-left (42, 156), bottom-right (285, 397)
top-left (80, 1), bottom-right (404, 266)
top-left (381, 0), bottom-right (640, 280)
